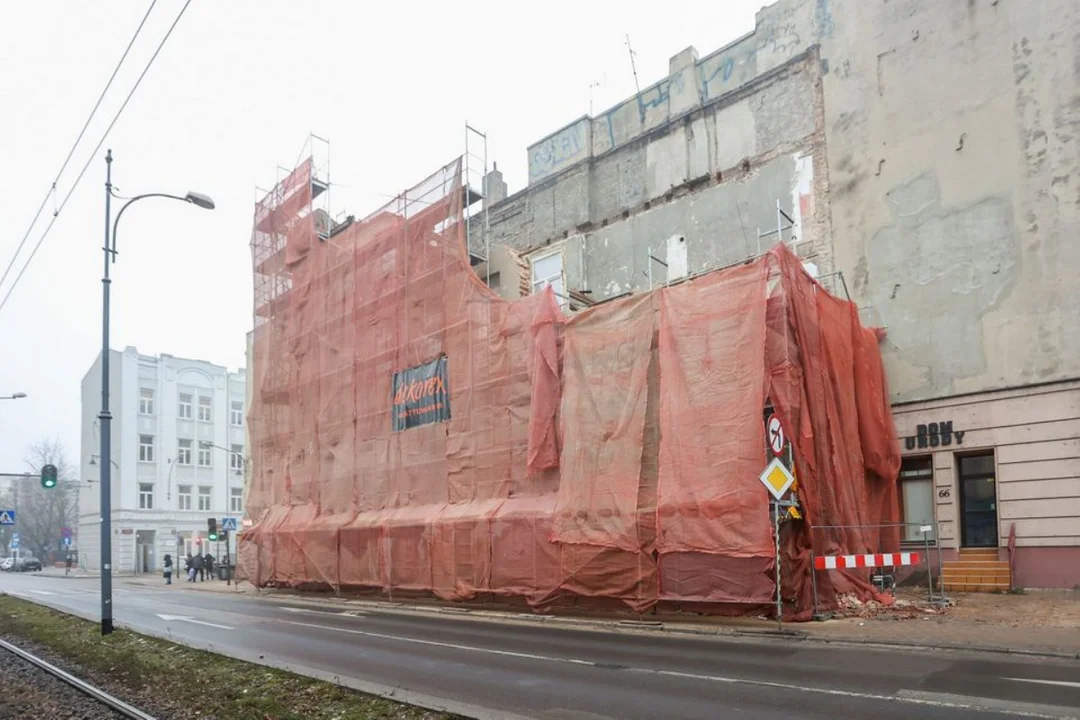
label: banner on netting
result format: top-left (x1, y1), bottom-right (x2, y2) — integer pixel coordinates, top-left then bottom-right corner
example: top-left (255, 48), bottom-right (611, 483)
top-left (392, 355), bottom-right (450, 431)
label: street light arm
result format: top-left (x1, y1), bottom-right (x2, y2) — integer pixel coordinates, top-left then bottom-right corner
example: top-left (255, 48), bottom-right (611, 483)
top-left (111, 191), bottom-right (215, 257)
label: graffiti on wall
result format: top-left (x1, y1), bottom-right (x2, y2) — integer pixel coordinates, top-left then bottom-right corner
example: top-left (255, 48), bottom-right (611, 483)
top-left (528, 119), bottom-right (590, 183)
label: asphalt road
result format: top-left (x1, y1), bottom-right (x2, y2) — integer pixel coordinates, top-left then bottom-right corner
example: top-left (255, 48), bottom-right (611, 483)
top-left (1, 572), bottom-right (1078, 719)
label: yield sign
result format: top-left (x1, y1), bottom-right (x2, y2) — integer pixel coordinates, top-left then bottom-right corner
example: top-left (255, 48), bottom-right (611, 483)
top-left (767, 415), bottom-right (785, 456)
top-left (759, 457), bottom-right (795, 501)
top-left (0, 510), bottom-right (14, 525)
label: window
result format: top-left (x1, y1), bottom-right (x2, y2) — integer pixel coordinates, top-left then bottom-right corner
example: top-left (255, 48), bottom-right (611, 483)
top-left (178, 393), bottom-right (193, 419)
top-left (198, 396), bottom-right (213, 422)
top-left (230, 400), bottom-right (244, 427)
top-left (139, 388), bottom-right (154, 415)
top-left (230, 444), bottom-right (244, 471)
top-left (198, 444), bottom-right (212, 467)
top-left (530, 251), bottom-right (564, 303)
top-left (230, 487), bottom-right (243, 513)
top-left (899, 457), bottom-right (934, 543)
top-left (177, 439), bottom-right (192, 466)
top-left (138, 435), bottom-right (154, 463)
top-left (178, 484), bottom-right (192, 511)
top-left (198, 485), bottom-right (212, 511)
top-left (138, 483), bottom-right (154, 509)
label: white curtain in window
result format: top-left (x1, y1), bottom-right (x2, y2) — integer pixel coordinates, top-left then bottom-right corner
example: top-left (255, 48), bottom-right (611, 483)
top-left (902, 479), bottom-right (934, 542)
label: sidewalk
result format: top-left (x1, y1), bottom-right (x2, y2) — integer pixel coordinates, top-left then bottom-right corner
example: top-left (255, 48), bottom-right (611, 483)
top-left (35, 567), bottom-right (135, 580)
top-left (122, 577), bottom-right (1080, 658)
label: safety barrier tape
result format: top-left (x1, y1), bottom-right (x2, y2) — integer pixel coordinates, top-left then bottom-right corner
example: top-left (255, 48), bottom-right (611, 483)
top-left (814, 552), bottom-right (920, 570)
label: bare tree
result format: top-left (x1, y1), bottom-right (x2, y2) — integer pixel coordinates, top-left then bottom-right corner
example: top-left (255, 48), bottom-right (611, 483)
top-left (14, 438), bottom-right (78, 561)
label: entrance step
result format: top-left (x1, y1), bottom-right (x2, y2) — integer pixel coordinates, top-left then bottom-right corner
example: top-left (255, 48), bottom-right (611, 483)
top-left (943, 553), bottom-right (1011, 592)
top-left (958, 548), bottom-right (1000, 559)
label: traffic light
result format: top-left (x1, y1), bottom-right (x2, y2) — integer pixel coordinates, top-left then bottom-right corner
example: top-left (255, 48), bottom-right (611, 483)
top-left (207, 518), bottom-right (218, 541)
top-left (41, 464), bottom-right (57, 489)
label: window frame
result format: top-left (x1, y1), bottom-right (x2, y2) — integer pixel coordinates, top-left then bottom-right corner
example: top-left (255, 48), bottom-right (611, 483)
top-left (197, 395), bottom-right (213, 423)
top-left (529, 249), bottom-right (566, 306)
top-left (197, 445), bottom-right (212, 468)
top-left (178, 393), bottom-right (193, 420)
top-left (138, 482), bottom-right (154, 509)
top-left (197, 485), bottom-right (212, 511)
top-left (230, 444), bottom-right (244, 471)
top-left (230, 400), bottom-right (244, 427)
top-left (898, 455), bottom-right (935, 544)
top-left (177, 484), bottom-right (192, 511)
top-left (139, 388), bottom-right (155, 416)
top-left (177, 438), bottom-right (192, 466)
top-left (230, 487), bottom-right (243, 513)
top-left (138, 435), bottom-right (155, 463)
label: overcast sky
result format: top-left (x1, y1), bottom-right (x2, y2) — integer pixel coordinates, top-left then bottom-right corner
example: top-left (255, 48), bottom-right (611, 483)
top-left (0, 0), bottom-right (761, 474)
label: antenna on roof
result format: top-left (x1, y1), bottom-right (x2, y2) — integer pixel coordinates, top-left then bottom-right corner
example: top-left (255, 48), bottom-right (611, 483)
top-left (625, 34), bottom-right (641, 96)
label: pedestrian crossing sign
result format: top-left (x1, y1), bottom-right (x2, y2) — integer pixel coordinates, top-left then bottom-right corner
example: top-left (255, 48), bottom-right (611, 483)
top-left (221, 517), bottom-right (238, 531)
top-left (0, 510), bottom-right (14, 525)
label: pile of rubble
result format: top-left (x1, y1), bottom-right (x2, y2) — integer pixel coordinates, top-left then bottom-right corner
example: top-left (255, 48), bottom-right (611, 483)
top-left (835, 593), bottom-right (952, 621)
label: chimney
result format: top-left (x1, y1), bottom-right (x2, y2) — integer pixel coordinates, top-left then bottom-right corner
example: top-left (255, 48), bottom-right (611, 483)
top-left (483, 162), bottom-right (507, 207)
top-left (668, 46), bottom-right (699, 75)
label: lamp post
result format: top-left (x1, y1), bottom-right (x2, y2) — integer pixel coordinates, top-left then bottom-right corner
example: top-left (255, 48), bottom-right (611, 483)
top-left (99, 149), bottom-right (214, 635)
top-left (0, 392), bottom-right (27, 400)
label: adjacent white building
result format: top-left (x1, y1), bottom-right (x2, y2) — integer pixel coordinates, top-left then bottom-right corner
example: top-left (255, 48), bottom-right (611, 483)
top-left (78, 346), bottom-right (246, 573)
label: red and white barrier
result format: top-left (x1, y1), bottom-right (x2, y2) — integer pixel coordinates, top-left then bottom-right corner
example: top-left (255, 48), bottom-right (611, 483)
top-left (814, 552), bottom-right (920, 570)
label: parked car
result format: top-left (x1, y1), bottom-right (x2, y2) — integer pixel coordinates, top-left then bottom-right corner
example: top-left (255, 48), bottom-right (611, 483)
top-left (0, 557), bottom-right (14, 571)
top-left (15, 557), bottom-right (42, 572)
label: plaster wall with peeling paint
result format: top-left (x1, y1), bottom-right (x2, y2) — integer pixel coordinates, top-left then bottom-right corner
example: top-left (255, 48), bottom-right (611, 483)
top-left (473, 0), bottom-right (1080, 581)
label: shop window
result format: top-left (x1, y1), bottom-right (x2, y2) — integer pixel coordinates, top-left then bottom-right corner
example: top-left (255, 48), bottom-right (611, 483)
top-left (899, 456), bottom-right (935, 543)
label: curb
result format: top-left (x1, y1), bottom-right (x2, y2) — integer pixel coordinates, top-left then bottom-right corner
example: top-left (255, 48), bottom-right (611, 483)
top-left (808, 635), bottom-right (1080, 660)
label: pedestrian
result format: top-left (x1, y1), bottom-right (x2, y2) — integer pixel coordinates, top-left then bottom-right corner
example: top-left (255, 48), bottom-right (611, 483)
top-left (65, 554), bottom-right (72, 576)
top-left (163, 554), bottom-right (173, 585)
top-left (203, 553), bottom-right (215, 581)
top-left (185, 553), bottom-right (195, 582)
top-left (192, 552), bottom-right (204, 582)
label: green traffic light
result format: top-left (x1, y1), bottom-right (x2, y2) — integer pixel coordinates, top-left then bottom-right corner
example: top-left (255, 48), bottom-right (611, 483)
top-left (41, 463), bottom-right (57, 489)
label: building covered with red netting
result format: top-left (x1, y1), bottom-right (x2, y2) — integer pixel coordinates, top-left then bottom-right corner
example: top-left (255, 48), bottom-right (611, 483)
top-left (239, 155), bottom-right (902, 619)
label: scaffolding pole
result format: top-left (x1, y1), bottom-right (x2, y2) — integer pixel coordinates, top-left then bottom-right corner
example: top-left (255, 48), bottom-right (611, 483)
top-left (465, 123), bottom-right (489, 284)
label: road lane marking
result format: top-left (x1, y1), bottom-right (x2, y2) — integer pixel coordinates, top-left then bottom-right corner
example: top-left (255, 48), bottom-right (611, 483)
top-left (276, 619), bottom-right (596, 666)
top-left (29, 590), bottom-right (56, 596)
top-left (1006, 678), bottom-right (1080, 689)
top-left (277, 606), bottom-right (366, 618)
top-left (272, 619), bottom-right (1071, 718)
top-left (155, 613), bottom-right (234, 630)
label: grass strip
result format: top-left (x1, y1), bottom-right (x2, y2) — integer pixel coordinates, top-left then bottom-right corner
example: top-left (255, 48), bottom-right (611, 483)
top-left (0, 595), bottom-right (458, 720)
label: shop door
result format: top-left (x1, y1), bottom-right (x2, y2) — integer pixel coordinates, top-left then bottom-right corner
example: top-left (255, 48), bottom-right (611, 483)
top-left (958, 453), bottom-right (998, 548)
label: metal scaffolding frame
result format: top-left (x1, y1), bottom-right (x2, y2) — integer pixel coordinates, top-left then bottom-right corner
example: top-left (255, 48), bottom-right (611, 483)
top-left (464, 123), bottom-right (489, 284)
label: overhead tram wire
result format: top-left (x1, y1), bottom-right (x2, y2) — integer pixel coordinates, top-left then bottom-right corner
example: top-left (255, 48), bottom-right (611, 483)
top-left (0, 0), bottom-right (193, 316)
top-left (0, 0), bottom-right (159, 293)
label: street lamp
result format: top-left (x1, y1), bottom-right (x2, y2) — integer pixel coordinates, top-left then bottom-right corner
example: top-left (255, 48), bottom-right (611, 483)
top-left (88, 454), bottom-right (120, 470)
top-left (98, 149), bottom-right (214, 635)
top-left (1, 392), bottom-right (27, 400)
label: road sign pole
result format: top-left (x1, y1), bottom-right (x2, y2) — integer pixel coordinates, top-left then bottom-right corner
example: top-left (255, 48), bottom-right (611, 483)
top-left (774, 502), bottom-right (782, 631)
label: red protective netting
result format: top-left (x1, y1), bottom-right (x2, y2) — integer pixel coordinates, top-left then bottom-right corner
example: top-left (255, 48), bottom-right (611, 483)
top-left (239, 155), bottom-right (901, 617)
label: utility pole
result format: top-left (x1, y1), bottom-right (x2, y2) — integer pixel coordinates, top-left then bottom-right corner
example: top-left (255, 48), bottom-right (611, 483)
top-left (99, 149), bottom-right (115, 636)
